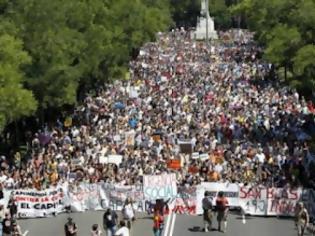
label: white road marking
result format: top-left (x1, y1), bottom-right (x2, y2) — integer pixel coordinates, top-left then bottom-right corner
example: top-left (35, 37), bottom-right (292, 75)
top-left (242, 213), bottom-right (246, 224)
top-left (163, 213), bottom-right (172, 236)
top-left (23, 230), bottom-right (29, 236)
top-left (169, 213), bottom-right (176, 236)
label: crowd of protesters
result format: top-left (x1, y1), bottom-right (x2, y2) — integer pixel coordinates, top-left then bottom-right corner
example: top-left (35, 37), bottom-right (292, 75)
top-left (0, 28), bottom-right (314, 199)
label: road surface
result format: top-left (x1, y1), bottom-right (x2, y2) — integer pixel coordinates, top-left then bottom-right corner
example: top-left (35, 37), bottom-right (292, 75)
top-left (17, 211), bottom-right (306, 236)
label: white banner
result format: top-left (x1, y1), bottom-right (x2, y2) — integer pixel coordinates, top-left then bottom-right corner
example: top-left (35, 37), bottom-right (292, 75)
top-left (13, 186), bottom-right (65, 218)
top-left (267, 187), bottom-right (301, 216)
top-left (239, 186), bottom-right (302, 216)
top-left (100, 184), bottom-right (145, 212)
top-left (68, 183), bottom-right (102, 212)
top-left (200, 182), bottom-right (239, 207)
top-left (4, 181), bottom-right (315, 219)
top-left (143, 174), bottom-right (177, 200)
top-left (239, 186), bottom-right (268, 216)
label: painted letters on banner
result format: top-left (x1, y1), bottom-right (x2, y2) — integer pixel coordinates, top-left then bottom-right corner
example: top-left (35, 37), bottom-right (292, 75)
top-left (239, 186), bottom-right (302, 216)
top-left (68, 183), bottom-right (102, 212)
top-left (7, 182), bottom-right (315, 219)
top-left (13, 186), bottom-right (65, 218)
top-left (143, 174), bottom-right (177, 200)
top-left (101, 184), bottom-right (145, 212)
top-left (239, 186), bottom-right (268, 215)
top-left (267, 188), bottom-right (301, 216)
top-left (172, 186), bottom-right (198, 215)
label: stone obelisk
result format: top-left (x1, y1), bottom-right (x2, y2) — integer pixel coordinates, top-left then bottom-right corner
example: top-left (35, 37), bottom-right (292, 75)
top-left (191, 0), bottom-right (218, 40)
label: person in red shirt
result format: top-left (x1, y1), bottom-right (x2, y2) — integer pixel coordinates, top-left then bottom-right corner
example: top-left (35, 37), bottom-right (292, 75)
top-left (153, 210), bottom-right (164, 236)
top-left (216, 191), bottom-right (229, 233)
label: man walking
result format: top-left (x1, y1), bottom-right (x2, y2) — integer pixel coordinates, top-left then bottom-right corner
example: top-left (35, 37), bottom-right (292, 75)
top-left (202, 191), bottom-right (213, 232)
top-left (103, 208), bottom-right (118, 236)
top-left (64, 217), bottom-right (78, 236)
top-left (296, 202), bottom-right (309, 236)
top-left (216, 191), bottom-right (229, 233)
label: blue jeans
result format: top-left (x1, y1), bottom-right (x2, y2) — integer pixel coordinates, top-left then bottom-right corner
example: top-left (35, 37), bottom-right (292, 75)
top-left (0, 223), bottom-right (2, 236)
top-left (153, 228), bottom-right (162, 236)
top-left (106, 226), bottom-right (116, 236)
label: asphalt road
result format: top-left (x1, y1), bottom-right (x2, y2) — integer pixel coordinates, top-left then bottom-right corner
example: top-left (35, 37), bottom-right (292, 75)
top-left (17, 211), bottom-right (306, 236)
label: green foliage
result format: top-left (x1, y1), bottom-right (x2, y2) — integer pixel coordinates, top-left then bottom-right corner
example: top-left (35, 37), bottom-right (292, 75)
top-left (0, 34), bottom-right (37, 131)
top-left (0, 0), bottom-right (172, 132)
top-left (235, 0), bottom-right (315, 92)
top-left (209, 0), bottom-right (232, 29)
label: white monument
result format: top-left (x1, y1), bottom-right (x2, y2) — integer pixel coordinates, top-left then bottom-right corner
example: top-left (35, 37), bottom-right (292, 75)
top-left (191, 0), bottom-right (218, 40)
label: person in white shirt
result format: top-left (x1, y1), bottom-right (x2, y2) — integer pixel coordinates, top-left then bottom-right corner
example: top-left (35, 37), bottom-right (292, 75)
top-left (114, 221), bottom-right (129, 236)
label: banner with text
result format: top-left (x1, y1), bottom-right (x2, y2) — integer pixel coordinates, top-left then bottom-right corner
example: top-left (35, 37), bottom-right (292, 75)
top-left (100, 184), bottom-right (145, 212)
top-left (13, 186), bottom-right (65, 218)
top-left (143, 174), bottom-right (177, 200)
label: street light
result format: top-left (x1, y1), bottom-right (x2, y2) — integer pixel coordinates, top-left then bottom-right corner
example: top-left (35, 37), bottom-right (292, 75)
top-left (205, 0), bottom-right (209, 46)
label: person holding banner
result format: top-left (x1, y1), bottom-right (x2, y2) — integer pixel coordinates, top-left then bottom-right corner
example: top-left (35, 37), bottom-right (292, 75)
top-left (202, 191), bottom-right (213, 232)
top-left (216, 191), bottom-right (229, 233)
top-left (103, 208), bottom-right (118, 236)
top-left (296, 202), bottom-right (309, 236)
top-left (122, 198), bottom-right (135, 230)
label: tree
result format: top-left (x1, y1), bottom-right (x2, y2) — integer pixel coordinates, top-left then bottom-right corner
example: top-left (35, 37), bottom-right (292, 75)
top-left (233, 0), bottom-right (315, 92)
top-left (0, 34), bottom-right (37, 132)
top-left (209, 0), bottom-right (232, 29)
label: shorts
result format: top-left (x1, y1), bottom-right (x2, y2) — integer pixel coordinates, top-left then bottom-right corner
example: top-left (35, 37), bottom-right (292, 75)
top-left (217, 211), bottom-right (228, 222)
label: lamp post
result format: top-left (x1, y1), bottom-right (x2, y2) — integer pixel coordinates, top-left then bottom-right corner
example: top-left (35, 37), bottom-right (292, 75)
top-left (205, 0), bottom-right (209, 46)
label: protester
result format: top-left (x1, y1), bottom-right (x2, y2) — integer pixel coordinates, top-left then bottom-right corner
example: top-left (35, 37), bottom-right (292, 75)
top-left (202, 191), bottom-right (213, 232)
top-left (216, 191), bottom-right (229, 232)
top-left (7, 198), bottom-right (17, 220)
top-left (2, 213), bottom-right (11, 236)
top-left (103, 208), bottom-right (118, 236)
top-left (91, 224), bottom-right (102, 236)
top-left (122, 198), bottom-right (135, 230)
top-left (0, 28), bottom-right (314, 223)
top-left (64, 217), bottom-right (78, 236)
top-left (114, 221), bottom-right (129, 236)
top-left (153, 210), bottom-right (164, 236)
top-left (296, 202), bottom-right (309, 236)
top-left (0, 204), bottom-right (5, 236)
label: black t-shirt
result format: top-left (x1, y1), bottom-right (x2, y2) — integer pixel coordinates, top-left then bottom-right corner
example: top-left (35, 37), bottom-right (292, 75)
top-left (103, 211), bottom-right (117, 228)
top-left (3, 218), bottom-right (12, 234)
top-left (64, 222), bottom-right (77, 236)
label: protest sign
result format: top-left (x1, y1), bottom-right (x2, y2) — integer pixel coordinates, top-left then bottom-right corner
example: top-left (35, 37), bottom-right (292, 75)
top-left (99, 155), bottom-right (123, 166)
top-left (143, 174), bottom-right (177, 200)
top-left (125, 131), bottom-right (135, 146)
top-left (178, 140), bottom-right (193, 154)
top-left (13, 186), bottom-right (65, 218)
top-left (167, 159), bottom-right (181, 170)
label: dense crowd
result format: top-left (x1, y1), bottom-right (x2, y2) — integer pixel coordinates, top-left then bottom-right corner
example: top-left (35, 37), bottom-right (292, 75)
top-left (0, 29), bottom-right (315, 196)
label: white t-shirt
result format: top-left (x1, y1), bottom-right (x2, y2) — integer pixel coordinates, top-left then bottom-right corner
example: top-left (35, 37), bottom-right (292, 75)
top-left (115, 226), bottom-right (129, 236)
